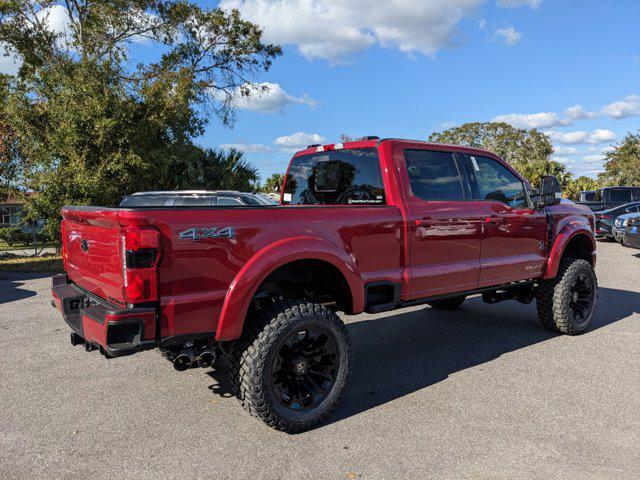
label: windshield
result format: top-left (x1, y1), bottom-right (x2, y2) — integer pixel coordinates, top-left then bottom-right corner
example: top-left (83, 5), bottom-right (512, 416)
top-left (282, 148), bottom-right (385, 205)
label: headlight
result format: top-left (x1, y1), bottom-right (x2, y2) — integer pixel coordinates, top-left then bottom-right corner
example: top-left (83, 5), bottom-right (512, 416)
top-left (623, 219), bottom-right (629, 226)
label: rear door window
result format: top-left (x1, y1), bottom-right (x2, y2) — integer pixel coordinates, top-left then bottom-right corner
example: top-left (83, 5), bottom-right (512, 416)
top-left (403, 150), bottom-right (466, 201)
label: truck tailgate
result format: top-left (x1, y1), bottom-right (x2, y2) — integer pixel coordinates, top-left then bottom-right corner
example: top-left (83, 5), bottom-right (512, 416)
top-left (62, 207), bottom-right (125, 305)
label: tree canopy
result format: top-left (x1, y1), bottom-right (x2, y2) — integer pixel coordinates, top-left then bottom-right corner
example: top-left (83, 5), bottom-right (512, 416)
top-left (564, 176), bottom-right (599, 201)
top-left (0, 1), bottom-right (280, 238)
top-left (262, 172), bottom-right (283, 194)
top-left (598, 130), bottom-right (640, 187)
top-left (428, 122), bottom-right (572, 188)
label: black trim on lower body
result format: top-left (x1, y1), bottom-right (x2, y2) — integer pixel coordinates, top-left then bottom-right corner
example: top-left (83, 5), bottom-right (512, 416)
top-left (364, 279), bottom-right (536, 313)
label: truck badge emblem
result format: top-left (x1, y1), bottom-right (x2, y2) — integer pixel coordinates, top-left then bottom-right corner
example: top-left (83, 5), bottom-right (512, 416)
top-left (179, 227), bottom-right (235, 241)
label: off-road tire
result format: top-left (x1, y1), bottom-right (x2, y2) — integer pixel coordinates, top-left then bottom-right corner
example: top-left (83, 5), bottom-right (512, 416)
top-left (536, 257), bottom-right (597, 335)
top-left (427, 295), bottom-right (466, 310)
top-left (228, 299), bottom-right (350, 433)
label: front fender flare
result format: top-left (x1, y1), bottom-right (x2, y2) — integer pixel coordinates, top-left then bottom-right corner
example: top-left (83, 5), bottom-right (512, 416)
top-left (215, 237), bottom-right (364, 341)
top-left (543, 221), bottom-right (596, 280)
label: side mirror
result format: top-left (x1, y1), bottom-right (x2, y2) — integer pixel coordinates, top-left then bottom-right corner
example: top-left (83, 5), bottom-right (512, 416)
top-left (540, 175), bottom-right (562, 207)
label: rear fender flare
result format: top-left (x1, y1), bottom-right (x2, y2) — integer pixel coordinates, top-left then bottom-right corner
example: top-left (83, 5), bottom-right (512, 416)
top-left (215, 237), bottom-right (364, 341)
top-left (543, 219), bottom-right (596, 279)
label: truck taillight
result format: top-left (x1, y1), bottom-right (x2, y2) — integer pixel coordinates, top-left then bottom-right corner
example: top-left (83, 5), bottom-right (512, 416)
top-left (120, 227), bottom-right (161, 304)
top-left (60, 220), bottom-right (68, 270)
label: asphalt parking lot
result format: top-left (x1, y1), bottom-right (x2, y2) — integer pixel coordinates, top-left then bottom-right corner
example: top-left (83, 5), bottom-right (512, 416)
top-left (1, 241), bottom-right (639, 479)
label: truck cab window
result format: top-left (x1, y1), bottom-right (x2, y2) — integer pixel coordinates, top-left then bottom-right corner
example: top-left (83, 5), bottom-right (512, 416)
top-left (609, 189), bottom-right (632, 203)
top-left (403, 150), bottom-right (465, 201)
top-left (283, 148), bottom-right (385, 205)
top-left (469, 156), bottom-right (528, 208)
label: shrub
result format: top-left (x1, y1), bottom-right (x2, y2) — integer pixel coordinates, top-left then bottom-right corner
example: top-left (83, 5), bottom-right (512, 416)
top-left (0, 227), bottom-right (28, 246)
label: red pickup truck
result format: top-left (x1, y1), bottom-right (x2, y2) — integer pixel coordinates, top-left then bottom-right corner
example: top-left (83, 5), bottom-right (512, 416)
top-left (52, 138), bottom-right (597, 432)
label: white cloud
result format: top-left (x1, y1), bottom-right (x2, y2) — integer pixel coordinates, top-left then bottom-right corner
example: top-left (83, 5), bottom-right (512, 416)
top-left (582, 154), bottom-right (606, 163)
top-left (212, 82), bottom-right (316, 113)
top-left (275, 132), bottom-right (326, 152)
top-left (544, 129), bottom-right (617, 145)
top-left (0, 43), bottom-right (21, 75)
top-left (601, 95), bottom-right (640, 119)
top-left (497, 0), bottom-right (542, 7)
top-left (219, 143), bottom-right (273, 154)
top-left (553, 146), bottom-right (578, 155)
top-left (492, 112), bottom-right (568, 129)
top-left (602, 145), bottom-right (616, 154)
top-left (493, 26), bottom-right (522, 45)
top-left (219, 0), bottom-right (484, 62)
top-left (564, 104), bottom-right (598, 120)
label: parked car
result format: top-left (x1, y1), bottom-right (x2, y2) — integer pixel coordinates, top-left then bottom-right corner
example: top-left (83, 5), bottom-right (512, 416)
top-left (52, 139), bottom-right (598, 432)
top-left (593, 202), bottom-right (640, 239)
top-left (119, 190), bottom-right (278, 207)
top-left (576, 186), bottom-right (640, 211)
top-left (578, 190), bottom-right (596, 202)
top-left (612, 212), bottom-right (640, 243)
top-left (622, 217), bottom-right (640, 249)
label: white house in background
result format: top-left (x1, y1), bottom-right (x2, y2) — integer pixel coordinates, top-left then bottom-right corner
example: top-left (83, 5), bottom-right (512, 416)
top-left (0, 194), bottom-right (25, 227)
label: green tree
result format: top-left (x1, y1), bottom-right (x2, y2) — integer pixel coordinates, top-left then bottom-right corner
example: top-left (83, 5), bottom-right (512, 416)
top-left (262, 173), bottom-right (284, 194)
top-left (428, 122), bottom-right (571, 188)
top-left (0, 1), bottom-right (280, 238)
top-left (598, 131), bottom-right (640, 186)
top-left (564, 176), bottom-right (599, 201)
top-left (190, 148), bottom-right (259, 192)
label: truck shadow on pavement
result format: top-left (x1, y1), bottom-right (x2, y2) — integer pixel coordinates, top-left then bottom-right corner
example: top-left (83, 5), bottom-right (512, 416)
top-left (325, 286), bottom-right (637, 428)
top-left (208, 286), bottom-right (638, 430)
top-left (0, 272), bottom-right (50, 305)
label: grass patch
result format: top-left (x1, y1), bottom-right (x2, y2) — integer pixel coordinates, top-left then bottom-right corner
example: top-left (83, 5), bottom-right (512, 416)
top-left (0, 242), bottom-right (56, 252)
top-left (0, 255), bottom-right (63, 273)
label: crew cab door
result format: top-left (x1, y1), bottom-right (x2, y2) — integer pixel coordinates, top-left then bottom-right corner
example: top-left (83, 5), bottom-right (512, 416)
top-left (461, 154), bottom-right (548, 287)
top-left (398, 147), bottom-right (484, 299)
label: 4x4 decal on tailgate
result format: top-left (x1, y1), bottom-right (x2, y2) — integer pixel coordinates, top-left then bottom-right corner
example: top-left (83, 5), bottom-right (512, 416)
top-left (179, 227), bottom-right (236, 240)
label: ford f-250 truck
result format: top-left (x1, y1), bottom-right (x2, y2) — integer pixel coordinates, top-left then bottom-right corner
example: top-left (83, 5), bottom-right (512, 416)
top-left (52, 138), bottom-right (598, 432)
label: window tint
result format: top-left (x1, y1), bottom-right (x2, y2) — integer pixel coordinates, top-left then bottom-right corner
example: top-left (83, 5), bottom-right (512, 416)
top-left (119, 195), bottom-right (177, 207)
top-left (594, 189), bottom-right (603, 202)
top-left (283, 148), bottom-right (385, 205)
top-left (403, 150), bottom-right (465, 201)
top-left (179, 196), bottom-right (214, 207)
top-left (216, 197), bottom-right (245, 206)
top-left (609, 189), bottom-right (632, 202)
top-left (470, 156), bottom-right (528, 208)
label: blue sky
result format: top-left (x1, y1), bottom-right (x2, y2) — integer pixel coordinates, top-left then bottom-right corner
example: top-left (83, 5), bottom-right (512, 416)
top-left (1, 1), bottom-right (638, 181)
top-left (204, 0), bottom-right (640, 181)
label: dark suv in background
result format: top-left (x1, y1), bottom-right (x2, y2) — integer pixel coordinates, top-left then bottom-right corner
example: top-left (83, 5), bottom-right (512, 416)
top-left (577, 186), bottom-right (640, 211)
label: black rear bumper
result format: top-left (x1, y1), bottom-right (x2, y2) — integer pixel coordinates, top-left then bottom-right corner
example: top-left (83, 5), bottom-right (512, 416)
top-left (51, 274), bottom-right (156, 357)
